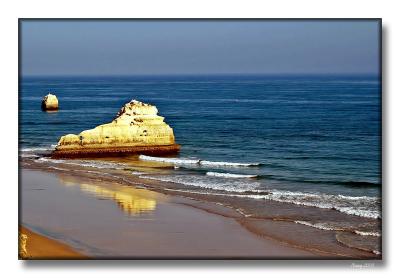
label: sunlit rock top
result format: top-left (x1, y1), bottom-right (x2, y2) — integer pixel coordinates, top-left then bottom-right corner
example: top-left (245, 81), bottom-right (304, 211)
top-left (41, 93), bottom-right (59, 111)
top-left (53, 100), bottom-right (179, 157)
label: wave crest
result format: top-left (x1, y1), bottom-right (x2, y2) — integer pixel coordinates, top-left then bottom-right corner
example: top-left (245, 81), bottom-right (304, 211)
top-left (138, 174), bottom-right (380, 219)
top-left (139, 155), bottom-right (260, 167)
top-left (36, 157), bottom-right (125, 170)
top-left (206, 172), bottom-right (258, 178)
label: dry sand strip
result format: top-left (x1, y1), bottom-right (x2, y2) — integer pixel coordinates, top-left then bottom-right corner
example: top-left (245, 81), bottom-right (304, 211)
top-left (19, 226), bottom-right (87, 260)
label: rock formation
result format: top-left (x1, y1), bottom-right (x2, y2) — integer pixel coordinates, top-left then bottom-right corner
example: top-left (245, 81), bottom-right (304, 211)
top-left (52, 100), bottom-right (180, 158)
top-left (41, 93), bottom-right (59, 111)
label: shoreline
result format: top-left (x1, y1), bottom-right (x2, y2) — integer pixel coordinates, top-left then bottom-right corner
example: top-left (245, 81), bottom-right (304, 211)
top-left (20, 167), bottom-right (321, 259)
top-left (19, 226), bottom-right (86, 259)
top-left (20, 157), bottom-right (381, 259)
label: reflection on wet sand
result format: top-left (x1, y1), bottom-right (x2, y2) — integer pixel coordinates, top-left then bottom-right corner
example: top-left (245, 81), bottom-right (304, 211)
top-left (57, 173), bottom-right (157, 215)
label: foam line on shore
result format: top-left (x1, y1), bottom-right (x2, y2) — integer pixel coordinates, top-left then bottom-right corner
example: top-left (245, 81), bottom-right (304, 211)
top-left (200, 160), bottom-right (261, 167)
top-left (21, 146), bottom-right (56, 152)
top-left (294, 221), bottom-right (341, 231)
top-left (138, 174), bottom-right (263, 193)
top-left (139, 155), bottom-right (261, 167)
top-left (206, 172), bottom-right (258, 178)
top-left (36, 157), bottom-right (126, 170)
top-left (354, 230), bottom-right (381, 237)
top-left (32, 156), bottom-right (381, 220)
top-left (294, 221), bottom-right (382, 237)
top-left (20, 153), bottom-right (40, 158)
top-left (264, 190), bottom-right (381, 219)
top-left (139, 155), bottom-right (200, 165)
top-left (137, 174), bottom-right (380, 219)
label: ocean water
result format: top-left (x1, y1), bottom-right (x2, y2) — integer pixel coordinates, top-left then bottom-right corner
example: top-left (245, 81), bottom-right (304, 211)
top-left (20, 75), bottom-right (382, 252)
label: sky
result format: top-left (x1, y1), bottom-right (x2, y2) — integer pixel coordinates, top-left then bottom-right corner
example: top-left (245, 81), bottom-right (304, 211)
top-left (20, 20), bottom-right (380, 76)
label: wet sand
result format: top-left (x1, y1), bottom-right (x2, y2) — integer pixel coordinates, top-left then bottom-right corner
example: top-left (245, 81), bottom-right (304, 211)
top-left (20, 169), bottom-right (319, 259)
top-left (19, 226), bottom-right (86, 259)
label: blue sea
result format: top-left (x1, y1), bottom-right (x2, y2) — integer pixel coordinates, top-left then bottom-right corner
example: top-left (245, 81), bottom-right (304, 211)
top-left (20, 74), bottom-right (382, 243)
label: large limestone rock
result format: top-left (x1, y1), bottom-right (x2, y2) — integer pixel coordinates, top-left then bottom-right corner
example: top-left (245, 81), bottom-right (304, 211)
top-left (41, 93), bottom-right (59, 111)
top-left (52, 100), bottom-right (179, 158)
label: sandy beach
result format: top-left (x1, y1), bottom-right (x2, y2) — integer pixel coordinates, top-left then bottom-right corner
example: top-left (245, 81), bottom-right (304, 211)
top-left (19, 226), bottom-right (86, 259)
top-left (20, 155), bottom-right (381, 259)
top-left (20, 167), bottom-right (326, 259)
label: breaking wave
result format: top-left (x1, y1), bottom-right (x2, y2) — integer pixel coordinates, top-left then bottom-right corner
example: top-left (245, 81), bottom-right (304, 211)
top-left (138, 174), bottom-right (263, 193)
top-left (139, 155), bottom-right (261, 167)
top-left (36, 157), bottom-right (126, 170)
top-left (20, 153), bottom-right (40, 158)
top-left (354, 230), bottom-right (381, 237)
top-left (139, 155), bottom-right (200, 165)
top-left (263, 190), bottom-right (381, 219)
top-left (131, 171), bottom-right (147, 176)
top-left (294, 220), bottom-right (380, 237)
top-left (294, 220), bottom-right (340, 231)
top-left (206, 172), bottom-right (258, 178)
top-left (21, 147), bottom-right (52, 152)
top-left (200, 160), bottom-right (261, 167)
top-left (137, 174), bottom-right (380, 219)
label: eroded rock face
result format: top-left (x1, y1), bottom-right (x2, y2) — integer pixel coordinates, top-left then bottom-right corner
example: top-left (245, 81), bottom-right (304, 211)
top-left (41, 93), bottom-right (59, 111)
top-left (53, 100), bottom-right (179, 158)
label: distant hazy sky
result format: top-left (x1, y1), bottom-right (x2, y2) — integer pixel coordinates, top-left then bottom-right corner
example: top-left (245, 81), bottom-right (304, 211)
top-left (20, 20), bottom-right (380, 76)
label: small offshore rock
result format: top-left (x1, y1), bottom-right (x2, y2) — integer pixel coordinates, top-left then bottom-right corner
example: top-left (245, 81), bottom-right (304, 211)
top-left (41, 93), bottom-right (59, 111)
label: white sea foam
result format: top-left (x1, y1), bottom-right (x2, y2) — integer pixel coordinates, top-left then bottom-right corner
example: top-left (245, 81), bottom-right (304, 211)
top-left (200, 160), bottom-right (260, 167)
top-left (20, 145), bottom-right (56, 158)
top-left (157, 186), bottom-right (380, 220)
top-left (21, 146), bottom-right (55, 152)
top-left (294, 221), bottom-right (381, 237)
top-left (139, 174), bottom-right (263, 193)
top-left (48, 166), bottom-right (67, 171)
top-left (354, 230), bottom-right (381, 237)
top-left (294, 221), bottom-right (340, 231)
top-left (263, 190), bottom-right (381, 219)
top-left (32, 154), bottom-right (381, 220)
top-left (139, 155), bottom-right (260, 167)
top-left (36, 157), bottom-right (125, 170)
top-left (206, 172), bottom-right (258, 178)
top-left (131, 171), bottom-right (146, 176)
top-left (19, 153), bottom-right (40, 158)
top-left (138, 174), bottom-right (380, 219)
top-left (235, 208), bottom-right (253, 217)
top-left (139, 155), bottom-right (200, 165)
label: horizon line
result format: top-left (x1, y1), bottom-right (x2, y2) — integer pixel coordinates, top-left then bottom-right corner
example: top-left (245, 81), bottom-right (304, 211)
top-left (20, 72), bottom-right (381, 78)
